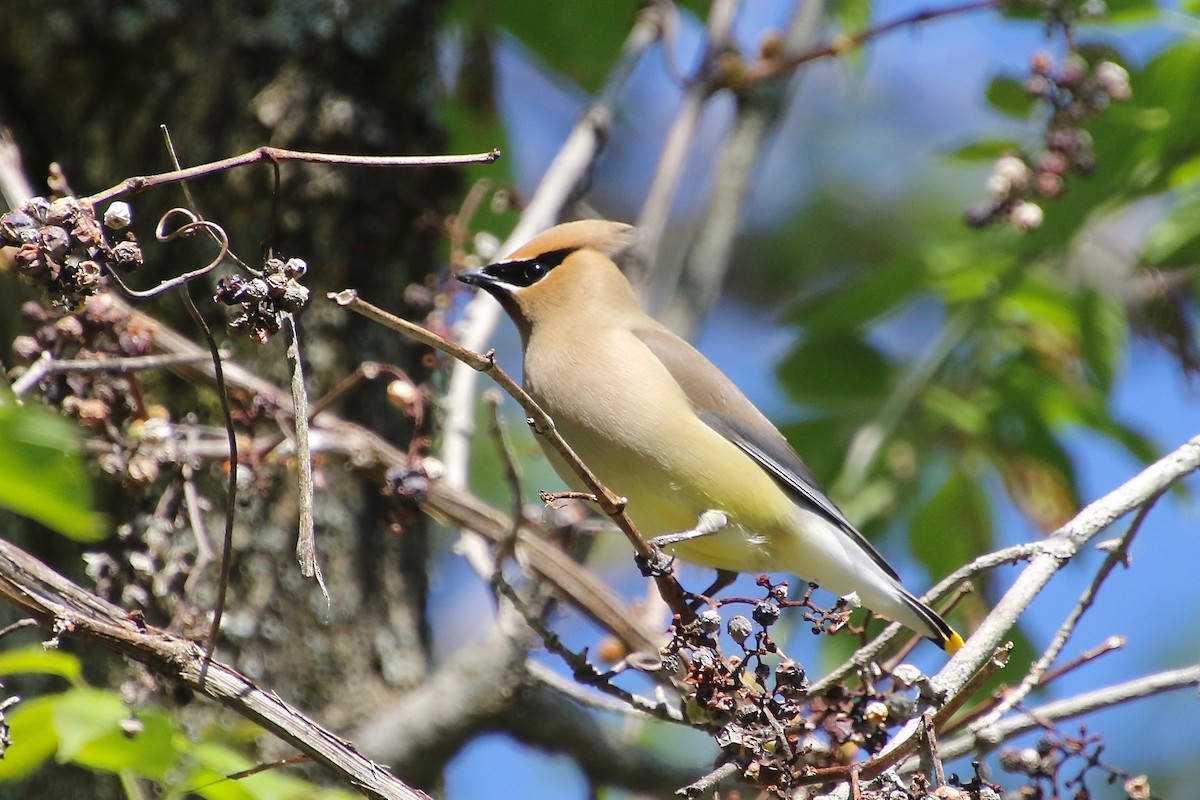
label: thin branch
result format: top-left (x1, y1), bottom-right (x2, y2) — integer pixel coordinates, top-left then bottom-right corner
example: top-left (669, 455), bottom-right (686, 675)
top-left (1037, 634), bottom-right (1126, 688)
top-left (106, 209), bottom-right (231, 299)
top-left (742, 0), bottom-right (1012, 84)
top-left (934, 663), bottom-right (1200, 764)
top-left (83, 147), bottom-right (500, 206)
top-left (10, 350), bottom-right (219, 398)
top-left (658, 0), bottom-right (827, 336)
top-left (0, 617), bottom-right (36, 642)
top-left (631, 0), bottom-right (738, 291)
top-left (484, 388), bottom-right (525, 549)
top-left (525, 659), bottom-right (678, 721)
top-left (176, 280), bottom-right (239, 679)
top-left (330, 290), bottom-right (697, 622)
top-left (969, 493), bottom-right (1161, 734)
top-left (0, 536), bottom-right (426, 800)
top-left (677, 761), bottom-right (740, 798)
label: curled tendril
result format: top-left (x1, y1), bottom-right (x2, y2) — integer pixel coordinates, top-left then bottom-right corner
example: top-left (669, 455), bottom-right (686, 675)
top-left (107, 208), bottom-right (230, 299)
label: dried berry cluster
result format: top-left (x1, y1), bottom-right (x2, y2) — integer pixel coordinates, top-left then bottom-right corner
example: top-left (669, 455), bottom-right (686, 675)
top-left (662, 579), bottom-right (957, 796)
top-left (0, 196), bottom-right (142, 309)
top-left (998, 727), bottom-right (1156, 800)
top-left (967, 51), bottom-right (1132, 232)
top-left (9, 295), bottom-right (158, 450)
top-left (213, 256), bottom-right (311, 343)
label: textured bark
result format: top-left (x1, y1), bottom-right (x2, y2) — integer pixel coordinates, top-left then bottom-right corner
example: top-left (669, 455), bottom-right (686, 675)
top-left (0, 0), bottom-right (456, 790)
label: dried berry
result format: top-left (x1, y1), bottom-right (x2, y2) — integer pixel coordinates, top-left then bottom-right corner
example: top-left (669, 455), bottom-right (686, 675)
top-left (111, 240), bottom-right (143, 271)
top-left (752, 600), bottom-right (780, 627)
top-left (104, 201), bottom-right (133, 230)
top-left (727, 615), bottom-right (753, 644)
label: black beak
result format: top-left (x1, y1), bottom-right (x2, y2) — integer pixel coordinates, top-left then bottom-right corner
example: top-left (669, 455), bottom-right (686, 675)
top-left (455, 267), bottom-right (489, 287)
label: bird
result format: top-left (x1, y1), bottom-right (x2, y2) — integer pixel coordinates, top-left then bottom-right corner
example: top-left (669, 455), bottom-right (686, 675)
top-left (457, 220), bottom-right (964, 653)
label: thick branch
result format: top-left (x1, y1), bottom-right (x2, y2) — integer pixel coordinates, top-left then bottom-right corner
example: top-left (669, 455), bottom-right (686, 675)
top-left (0, 536), bottom-right (424, 800)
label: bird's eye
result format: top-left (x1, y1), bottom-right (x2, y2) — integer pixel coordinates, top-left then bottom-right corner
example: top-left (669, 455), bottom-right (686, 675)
top-left (486, 248), bottom-right (573, 288)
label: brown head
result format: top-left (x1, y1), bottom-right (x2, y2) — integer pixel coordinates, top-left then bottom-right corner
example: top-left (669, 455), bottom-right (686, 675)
top-left (457, 220), bottom-right (639, 343)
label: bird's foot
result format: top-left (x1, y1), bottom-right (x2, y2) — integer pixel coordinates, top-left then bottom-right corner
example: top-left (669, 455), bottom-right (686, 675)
top-left (649, 510), bottom-right (729, 549)
top-left (635, 548), bottom-right (675, 578)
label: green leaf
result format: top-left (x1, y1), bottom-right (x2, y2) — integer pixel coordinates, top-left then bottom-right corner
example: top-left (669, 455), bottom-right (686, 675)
top-left (0, 695), bottom-right (60, 779)
top-left (191, 742), bottom-right (361, 800)
top-left (1078, 287), bottom-right (1129, 391)
top-left (790, 258), bottom-right (925, 336)
top-left (0, 398), bottom-right (103, 541)
top-left (986, 76), bottom-right (1035, 118)
top-left (52, 688), bottom-right (179, 781)
top-left (0, 645), bottom-right (83, 685)
top-left (909, 466), bottom-right (992, 579)
top-left (945, 139), bottom-right (1022, 161)
top-left (832, 0), bottom-right (872, 36)
top-left (778, 334), bottom-right (892, 408)
top-left (921, 386), bottom-right (992, 437)
top-left (445, 0), bottom-right (644, 92)
top-left (1142, 192), bottom-right (1200, 268)
top-left (1102, 0), bottom-right (1160, 23)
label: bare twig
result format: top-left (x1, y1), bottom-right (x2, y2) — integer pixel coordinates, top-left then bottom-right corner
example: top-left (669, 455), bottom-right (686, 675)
top-left (933, 663), bottom-right (1200, 764)
top-left (969, 493), bottom-right (1162, 733)
top-left (84, 147), bottom-right (500, 206)
top-left (484, 388), bottom-right (525, 546)
top-left (492, 570), bottom-right (680, 725)
top-left (677, 760), bottom-right (740, 798)
top-left (331, 290), bottom-right (697, 622)
top-left (631, 0), bottom-right (738, 291)
top-left (11, 350), bottom-right (219, 399)
top-left (658, 0), bottom-right (827, 335)
top-left (0, 617), bottom-right (36, 642)
top-left (105, 209), bottom-right (231, 299)
top-left (1038, 635), bottom-right (1126, 688)
top-left (175, 280), bottom-right (239, 678)
top-left (742, 0), bottom-right (1012, 83)
top-left (525, 659), bottom-right (679, 721)
top-left (282, 312), bottom-right (328, 610)
top-left (0, 536), bottom-right (426, 800)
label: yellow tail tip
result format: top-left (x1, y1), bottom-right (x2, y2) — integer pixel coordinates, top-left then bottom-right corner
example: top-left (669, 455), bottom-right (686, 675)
top-left (944, 630), bottom-right (965, 654)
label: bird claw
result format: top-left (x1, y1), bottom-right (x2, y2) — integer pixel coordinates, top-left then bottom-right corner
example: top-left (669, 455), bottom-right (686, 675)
top-left (635, 546), bottom-right (675, 578)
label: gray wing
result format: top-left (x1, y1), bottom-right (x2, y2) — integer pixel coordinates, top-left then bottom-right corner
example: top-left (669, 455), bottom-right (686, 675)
top-left (633, 324), bottom-right (901, 582)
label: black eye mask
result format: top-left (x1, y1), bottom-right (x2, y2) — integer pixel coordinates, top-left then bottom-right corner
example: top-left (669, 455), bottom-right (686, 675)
top-left (481, 247), bottom-right (573, 288)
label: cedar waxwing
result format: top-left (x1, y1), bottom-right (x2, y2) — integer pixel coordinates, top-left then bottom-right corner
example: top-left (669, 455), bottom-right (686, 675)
top-left (457, 220), bottom-right (964, 653)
